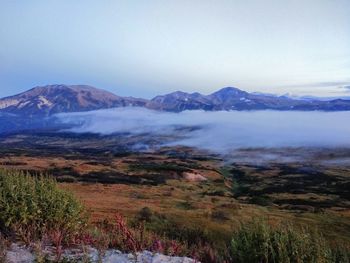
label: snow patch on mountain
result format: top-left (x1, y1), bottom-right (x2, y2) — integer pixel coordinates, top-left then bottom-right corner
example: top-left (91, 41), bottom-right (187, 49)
top-left (0, 99), bottom-right (19, 109)
top-left (37, 96), bottom-right (53, 109)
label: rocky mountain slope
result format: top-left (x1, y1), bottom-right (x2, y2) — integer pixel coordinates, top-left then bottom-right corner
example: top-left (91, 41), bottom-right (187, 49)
top-left (1, 84), bottom-right (350, 116)
top-left (149, 87), bottom-right (350, 112)
top-left (0, 84), bottom-right (147, 116)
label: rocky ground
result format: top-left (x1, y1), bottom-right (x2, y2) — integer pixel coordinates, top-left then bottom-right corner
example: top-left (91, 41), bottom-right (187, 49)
top-left (6, 244), bottom-right (197, 263)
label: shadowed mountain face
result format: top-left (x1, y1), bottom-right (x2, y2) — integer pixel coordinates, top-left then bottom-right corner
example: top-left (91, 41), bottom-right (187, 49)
top-left (148, 91), bottom-right (214, 111)
top-left (148, 87), bottom-right (350, 112)
top-left (0, 84), bottom-right (147, 116)
top-left (1, 85), bottom-right (350, 117)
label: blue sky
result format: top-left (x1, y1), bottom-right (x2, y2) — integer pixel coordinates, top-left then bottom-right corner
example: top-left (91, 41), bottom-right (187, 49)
top-left (0, 0), bottom-right (349, 98)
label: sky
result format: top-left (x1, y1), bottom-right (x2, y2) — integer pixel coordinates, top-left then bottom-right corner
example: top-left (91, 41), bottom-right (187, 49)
top-left (0, 0), bottom-right (349, 98)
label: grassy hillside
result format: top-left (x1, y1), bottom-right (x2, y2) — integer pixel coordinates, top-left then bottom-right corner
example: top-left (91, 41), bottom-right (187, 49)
top-left (0, 134), bottom-right (349, 262)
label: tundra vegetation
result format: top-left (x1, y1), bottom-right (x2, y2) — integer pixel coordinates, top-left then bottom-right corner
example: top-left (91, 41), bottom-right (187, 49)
top-left (0, 133), bottom-right (350, 262)
top-left (0, 169), bottom-right (349, 262)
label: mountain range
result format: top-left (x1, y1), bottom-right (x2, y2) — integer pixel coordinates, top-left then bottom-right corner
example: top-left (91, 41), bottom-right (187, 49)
top-left (1, 84), bottom-right (350, 116)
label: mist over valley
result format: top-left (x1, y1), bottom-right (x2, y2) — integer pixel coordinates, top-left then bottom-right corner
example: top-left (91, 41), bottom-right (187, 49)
top-left (55, 107), bottom-right (350, 154)
top-left (1, 1), bottom-right (350, 261)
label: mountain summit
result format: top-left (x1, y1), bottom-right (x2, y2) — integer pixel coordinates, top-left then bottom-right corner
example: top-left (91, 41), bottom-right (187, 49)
top-left (1, 84), bottom-right (350, 116)
top-left (149, 87), bottom-right (350, 112)
top-left (0, 84), bottom-right (147, 116)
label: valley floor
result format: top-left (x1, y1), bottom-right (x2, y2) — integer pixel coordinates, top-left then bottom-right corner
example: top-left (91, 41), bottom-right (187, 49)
top-left (1, 132), bottom-right (350, 260)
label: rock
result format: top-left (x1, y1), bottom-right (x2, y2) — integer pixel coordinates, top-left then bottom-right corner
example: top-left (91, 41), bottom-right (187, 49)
top-left (136, 251), bottom-right (153, 263)
top-left (103, 251), bottom-right (198, 263)
top-left (6, 245), bottom-right (198, 263)
top-left (6, 244), bottom-right (34, 263)
top-left (183, 172), bottom-right (207, 182)
top-left (152, 253), bottom-right (196, 263)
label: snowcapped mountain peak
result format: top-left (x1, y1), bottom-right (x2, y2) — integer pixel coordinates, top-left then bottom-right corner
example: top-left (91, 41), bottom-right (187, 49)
top-left (0, 84), bottom-right (147, 116)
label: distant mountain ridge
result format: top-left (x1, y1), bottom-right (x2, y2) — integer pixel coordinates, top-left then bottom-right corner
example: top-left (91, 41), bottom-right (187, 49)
top-left (0, 85), bottom-right (147, 116)
top-left (1, 84), bottom-right (350, 116)
top-left (148, 86), bottom-right (350, 112)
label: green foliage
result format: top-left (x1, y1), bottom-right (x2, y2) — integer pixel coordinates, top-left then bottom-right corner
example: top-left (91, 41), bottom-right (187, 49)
top-left (133, 208), bottom-right (210, 246)
top-left (132, 208), bottom-right (230, 262)
top-left (0, 169), bottom-right (86, 243)
top-left (230, 220), bottom-right (350, 263)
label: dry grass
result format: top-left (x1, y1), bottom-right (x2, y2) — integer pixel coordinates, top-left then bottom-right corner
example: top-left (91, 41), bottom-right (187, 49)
top-left (1, 149), bottom-right (350, 245)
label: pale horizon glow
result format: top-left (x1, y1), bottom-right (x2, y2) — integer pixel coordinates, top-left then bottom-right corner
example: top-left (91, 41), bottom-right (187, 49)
top-left (0, 0), bottom-right (349, 98)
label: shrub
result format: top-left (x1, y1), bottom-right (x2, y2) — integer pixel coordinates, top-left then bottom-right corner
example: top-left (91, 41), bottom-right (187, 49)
top-left (230, 219), bottom-right (350, 263)
top-left (132, 210), bottom-right (230, 262)
top-left (250, 195), bottom-right (273, 206)
top-left (137, 207), bottom-right (153, 222)
top-left (0, 233), bottom-right (8, 263)
top-left (0, 169), bottom-right (86, 244)
top-left (176, 201), bottom-right (194, 210)
top-left (90, 227), bottom-right (110, 262)
top-left (211, 210), bottom-right (231, 221)
top-left (88, 213), bottom-right (188, 257)
top-left (56, 175), bottom-right (78, 183)
top-left (129, 163), bottom-right (190, 173)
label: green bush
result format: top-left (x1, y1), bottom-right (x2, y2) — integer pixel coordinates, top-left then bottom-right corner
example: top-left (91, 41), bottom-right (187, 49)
top-left (0, 169), bottom-right (86, 243)
top-left (230, 220), bottom-right (350, 263)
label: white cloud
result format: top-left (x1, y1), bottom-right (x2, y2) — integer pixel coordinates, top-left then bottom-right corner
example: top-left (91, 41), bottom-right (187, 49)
top-left (56, 107), bottom-right (350, 153)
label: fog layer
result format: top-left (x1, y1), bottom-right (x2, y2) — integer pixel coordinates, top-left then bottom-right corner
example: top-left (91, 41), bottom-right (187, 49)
top-left (56, 108), bottom-right (350, 152)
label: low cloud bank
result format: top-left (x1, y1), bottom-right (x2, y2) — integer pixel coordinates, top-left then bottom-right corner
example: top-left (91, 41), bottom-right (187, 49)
top-left (56, 107), bottom-right (350, 153)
